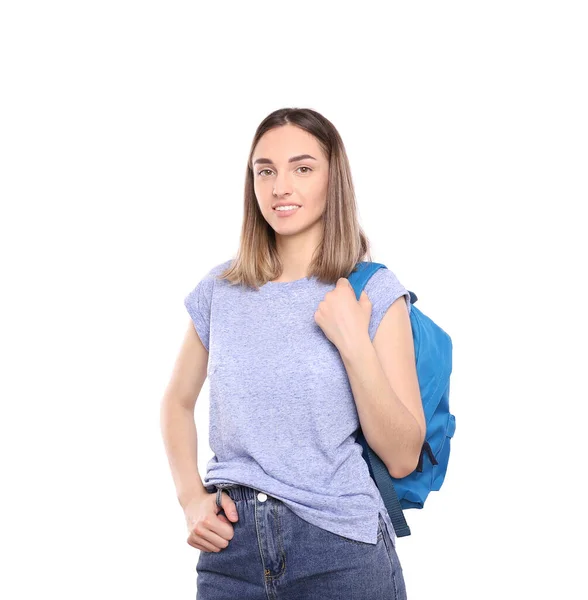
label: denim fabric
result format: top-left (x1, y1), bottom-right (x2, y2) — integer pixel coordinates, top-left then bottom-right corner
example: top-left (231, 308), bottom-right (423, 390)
top-left (196, 483), bottom-right (408, 599)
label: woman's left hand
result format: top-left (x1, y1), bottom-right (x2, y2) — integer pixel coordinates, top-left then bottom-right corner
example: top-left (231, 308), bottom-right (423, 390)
top-left (314, 278), bottom-right (372, 354)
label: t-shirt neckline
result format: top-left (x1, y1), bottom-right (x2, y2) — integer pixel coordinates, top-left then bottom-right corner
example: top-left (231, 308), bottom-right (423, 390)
top-left (262, 275), bottom-right (316, 288)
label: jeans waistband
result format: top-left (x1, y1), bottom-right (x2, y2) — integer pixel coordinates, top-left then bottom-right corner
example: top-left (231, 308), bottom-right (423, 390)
top-left (214, 482), bottom-right (272, 507)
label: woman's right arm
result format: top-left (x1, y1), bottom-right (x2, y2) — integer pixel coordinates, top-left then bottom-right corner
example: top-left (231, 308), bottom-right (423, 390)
top-left (160, 320), bottom-right (210, 509)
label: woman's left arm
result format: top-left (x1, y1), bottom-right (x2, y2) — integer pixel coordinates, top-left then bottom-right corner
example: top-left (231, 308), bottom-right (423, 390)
top-left (339, 296), bottom-right (426, 479)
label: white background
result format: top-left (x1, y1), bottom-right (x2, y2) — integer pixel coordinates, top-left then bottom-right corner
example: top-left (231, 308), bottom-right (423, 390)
top-left (1, 1), bottom-right (586, 598)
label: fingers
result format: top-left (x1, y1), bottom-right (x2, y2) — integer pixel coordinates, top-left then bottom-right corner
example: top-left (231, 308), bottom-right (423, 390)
top-left (188, 517), bottom-right (230, 553)
top-left (187, 499), bottom-right (234, 553)
top-left (216, 513), bottom-right (231, 525)
top-left (220, 492), bottom-right (239, 521)
top-left (187, 534), bottom-right (220, 553)
top-left (185, 489), bottom-right (239, 553)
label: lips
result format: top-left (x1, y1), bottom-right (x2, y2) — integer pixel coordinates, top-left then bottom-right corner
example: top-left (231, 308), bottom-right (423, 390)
top-left (273, 205), bottom-right (301, 217)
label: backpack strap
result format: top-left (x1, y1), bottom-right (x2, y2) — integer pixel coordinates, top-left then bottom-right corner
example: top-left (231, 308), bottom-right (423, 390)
top-left (347, 261), bottom-right (411, 537)
top-left (356, 432), bottom-right (411, 537)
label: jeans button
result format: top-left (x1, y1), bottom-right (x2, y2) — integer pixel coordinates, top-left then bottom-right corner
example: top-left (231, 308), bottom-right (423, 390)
top-left (257, 492), bottom-right (267, 502)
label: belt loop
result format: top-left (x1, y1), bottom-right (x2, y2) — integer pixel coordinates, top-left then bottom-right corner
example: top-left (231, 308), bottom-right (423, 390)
top-left (216, 488), bottom-right (223, 509)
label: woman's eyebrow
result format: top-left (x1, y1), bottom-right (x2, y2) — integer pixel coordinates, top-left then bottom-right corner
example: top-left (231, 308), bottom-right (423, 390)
top-left (253, 154), bottom-right (318, 166)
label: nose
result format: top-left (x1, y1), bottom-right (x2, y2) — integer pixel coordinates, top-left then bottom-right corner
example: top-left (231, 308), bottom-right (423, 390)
top-left (273, 171), bottom-right (293, 198)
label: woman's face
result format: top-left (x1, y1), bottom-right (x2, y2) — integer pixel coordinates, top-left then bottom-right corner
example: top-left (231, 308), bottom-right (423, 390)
top-left (252, 124), bottom-right (329, 236)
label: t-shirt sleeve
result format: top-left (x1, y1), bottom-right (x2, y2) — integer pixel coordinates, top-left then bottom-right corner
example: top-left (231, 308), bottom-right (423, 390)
top-left (184, 272), bottom-right (216, 352)
top-left (363, 267), bottom-right (412, 342)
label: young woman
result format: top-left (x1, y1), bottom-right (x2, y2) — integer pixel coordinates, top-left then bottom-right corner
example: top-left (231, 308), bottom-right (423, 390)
top-left (161, 107), bottom-right (425, 599)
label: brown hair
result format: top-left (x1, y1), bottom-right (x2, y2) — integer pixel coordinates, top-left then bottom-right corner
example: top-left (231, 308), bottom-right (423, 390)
top-left (218, 107), bottom-right (372, 290)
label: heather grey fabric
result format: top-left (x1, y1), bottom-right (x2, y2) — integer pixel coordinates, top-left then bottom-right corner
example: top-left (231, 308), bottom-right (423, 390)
top-left (184, 259), bottom-right (411, 545)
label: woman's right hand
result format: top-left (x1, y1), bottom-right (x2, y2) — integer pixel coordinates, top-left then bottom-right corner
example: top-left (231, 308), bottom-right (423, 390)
top-left (184, 490), bottom-right (239, 553)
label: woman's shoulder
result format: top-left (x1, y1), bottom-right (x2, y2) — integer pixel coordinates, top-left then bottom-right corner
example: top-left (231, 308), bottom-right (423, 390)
top-left (190, 258), bottom-right (233, 282)
top-left (191, 258), bottom-right (234, 284)
top-left (208, 258), bottom-right (234, 277)
top-left (363, 264), bottom-right (405, 292)
top-left (185, 258), bottom-right (233, 301)
top-left (363, 265), bottom-right (412, 315)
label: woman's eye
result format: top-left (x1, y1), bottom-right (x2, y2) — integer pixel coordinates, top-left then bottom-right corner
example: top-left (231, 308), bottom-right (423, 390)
top-left (257, 166), bottom-right (312, 177)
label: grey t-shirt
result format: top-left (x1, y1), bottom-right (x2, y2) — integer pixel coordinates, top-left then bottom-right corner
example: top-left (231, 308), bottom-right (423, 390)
top-left (184, 258), bottom-right (411, 545)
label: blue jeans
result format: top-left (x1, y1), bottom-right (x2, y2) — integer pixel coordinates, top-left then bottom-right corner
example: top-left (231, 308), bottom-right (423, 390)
top-left (196, 483), bottom-right (408, 599)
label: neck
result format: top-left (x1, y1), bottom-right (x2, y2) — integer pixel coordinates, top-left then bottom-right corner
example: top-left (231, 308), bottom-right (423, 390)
top-left (273, 220), bottom-right (323, 280)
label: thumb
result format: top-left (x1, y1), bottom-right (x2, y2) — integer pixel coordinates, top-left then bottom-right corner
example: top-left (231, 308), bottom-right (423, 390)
top-left (359, 290), bottom-right (372, 315)
top-left (222, 495), bottom-right (239, 521)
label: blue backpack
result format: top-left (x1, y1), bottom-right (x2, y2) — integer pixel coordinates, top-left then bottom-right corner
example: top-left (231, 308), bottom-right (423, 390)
top-left (347, 261), bottom-right (456, 538)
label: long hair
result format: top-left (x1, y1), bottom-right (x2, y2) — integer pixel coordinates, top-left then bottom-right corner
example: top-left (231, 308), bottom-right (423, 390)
top-left (218, 107), bottom-right (372, 290)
